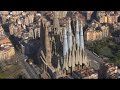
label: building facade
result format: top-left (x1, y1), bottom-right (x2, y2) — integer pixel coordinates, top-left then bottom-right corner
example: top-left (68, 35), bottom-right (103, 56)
top-left (0, 37), bottom-right (15, 61)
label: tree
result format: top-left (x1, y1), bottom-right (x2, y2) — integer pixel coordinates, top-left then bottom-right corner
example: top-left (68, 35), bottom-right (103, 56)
top-left (99, 46), bottom-right (113, 58)
top-left (109, 24), bottom-right (114, 33)
top-left (94, 44), bottom-right (102, 55)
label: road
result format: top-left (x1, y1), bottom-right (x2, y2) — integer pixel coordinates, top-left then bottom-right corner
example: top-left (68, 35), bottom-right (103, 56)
top-left (85, 48), bottom-right (104, 70)
top-left (16, 47), bottom-right (103, 78)
top-left (16, 51), bottom-right (39, 79)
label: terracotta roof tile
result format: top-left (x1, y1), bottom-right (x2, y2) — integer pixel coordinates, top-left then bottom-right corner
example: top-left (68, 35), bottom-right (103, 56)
top-left (0, 38), bottom-right (11, 44)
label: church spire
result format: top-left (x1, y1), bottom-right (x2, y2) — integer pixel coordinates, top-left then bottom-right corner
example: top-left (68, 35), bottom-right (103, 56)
top-left (63, 27), bottom-right (68, 57)
top-left (65, 54), bottom-right (69, 71)
top-left (75, 16), bottom-right (80, 48)
top-left (68, 51), bottom-right (72, 67)
top-left (68, 17), bottom-right (72, 51)
top-left (45, 22), bottom-right (52, 65)
top-left (80, 21), bottom-right (84, 51)
top-left (53, 11), bottom-right (60, 29)
top-left (57, 59), bottom-right (61, 71)
top-left (71, 39), bottom-right (75, 71)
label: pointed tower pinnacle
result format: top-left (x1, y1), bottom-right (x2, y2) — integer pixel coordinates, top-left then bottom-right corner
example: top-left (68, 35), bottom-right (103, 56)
top-left (68, 17), bottom-right (73, 51)
top-left (62, 56), bottom-right (66, 70)
top-left (68, 51), bottom-right (72, 67)
top-left (80, 21), bottom-right (84, 51)
top-left (45, 22), bottom-right (52, 65)
top-left (63, 27), bottom-right (68, 57)
top-left (53, 11), bottom-right (60, 29)
top-left (75, 16), bottom-right (80, 48)
top-left (84, 53), bottom-right (88, 67)
top-left (79, 49), bottom-right (82, 65)
top-left (57, 59), bottom-right (61, 71)
top-left (71, 37), bottom-right (75, 71)
top-left (65, 54), bottom-right (69, 71)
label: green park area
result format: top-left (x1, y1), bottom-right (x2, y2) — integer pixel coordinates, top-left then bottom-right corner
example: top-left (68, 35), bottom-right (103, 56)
top-left (85, 38), bottom-right (120, 65)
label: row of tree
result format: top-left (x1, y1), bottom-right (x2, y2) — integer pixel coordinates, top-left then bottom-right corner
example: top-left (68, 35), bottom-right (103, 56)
top-left (85, 38), bottom-right (120, 65)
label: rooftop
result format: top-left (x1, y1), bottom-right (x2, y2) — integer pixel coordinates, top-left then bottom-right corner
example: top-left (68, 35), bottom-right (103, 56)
top-left (0, 37), bottom-right (11, 44)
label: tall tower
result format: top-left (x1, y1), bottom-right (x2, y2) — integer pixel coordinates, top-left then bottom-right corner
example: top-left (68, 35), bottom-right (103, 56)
top-left (80, 21), bottom-right (85, 65)
top-left (71, 38), bottom-right (75, 71)
top-left (57, 59), bottom-right (61, 72)
top-left (63, 27), bottom-right (68, 57)
top-left (86, 11), bottom-right (93, 21)
top-left (68, 50), bottom-right (72, 68)
top-left (53, 11), bottom-right (61, 55)
top-left (80, 21), bottom-right (84, 51)
top-left (57, 11), bottom-right (67, 19)
top-left (45, 22), bottom-right (52, 66)
top-left (75, 16), bottom-right (80, 48)
top-left (53, 11), bottom-right (60, 33)
top-left (1, 11), bottom-right (9, 24)
top-left (63, 27), bottom-right (68, 71)
top-left (68, 18), bottom-right (73, 51)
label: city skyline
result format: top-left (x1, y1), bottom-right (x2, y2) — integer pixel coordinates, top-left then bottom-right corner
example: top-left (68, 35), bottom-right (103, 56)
top-left (0, 11), bottom-right (119, 79)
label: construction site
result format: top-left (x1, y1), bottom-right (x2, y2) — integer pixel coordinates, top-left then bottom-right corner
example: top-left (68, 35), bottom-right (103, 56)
top-left (0, 11), bottom-right (119, 79)
top-left (37, 11), bottom-right (119, 79)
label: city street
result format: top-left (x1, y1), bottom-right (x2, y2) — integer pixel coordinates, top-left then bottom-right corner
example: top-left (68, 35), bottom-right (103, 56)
top-left (85, 48), bottom-right (104, 70)
top-left (15, 51), bottom-right (39, 79)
